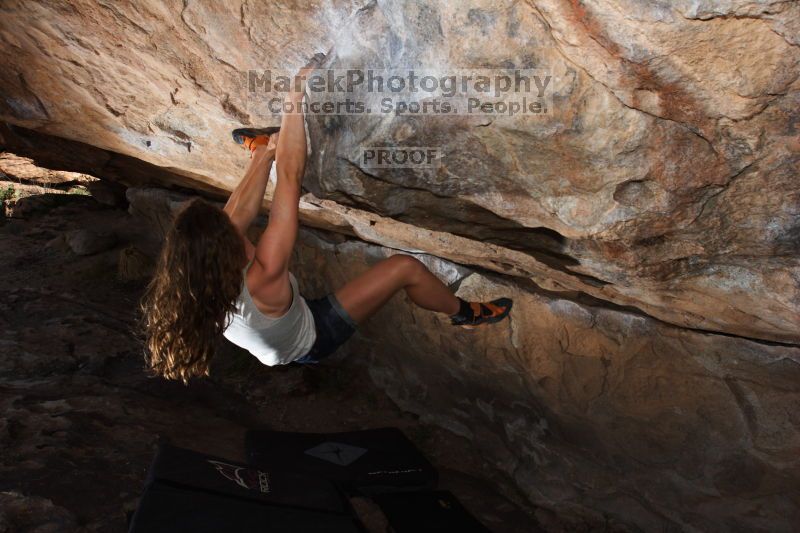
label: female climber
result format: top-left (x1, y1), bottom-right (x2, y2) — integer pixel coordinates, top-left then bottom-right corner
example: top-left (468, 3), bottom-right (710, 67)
top-left (140, 63), bottom-right (512, 383)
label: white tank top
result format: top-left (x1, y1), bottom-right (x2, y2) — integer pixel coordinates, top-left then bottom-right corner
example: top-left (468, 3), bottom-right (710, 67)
top-left (223, 271), bottom-right (316, 366)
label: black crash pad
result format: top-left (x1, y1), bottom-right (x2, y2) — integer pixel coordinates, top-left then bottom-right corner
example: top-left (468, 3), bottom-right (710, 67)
top-left (245, 427), bottom-right (437, 493)
top-left (129, 482), bottom-right (362, 533)
top-left (128, 444), bottom-right (361, 533)
top-left (373, 490), bottom-right (491, 532)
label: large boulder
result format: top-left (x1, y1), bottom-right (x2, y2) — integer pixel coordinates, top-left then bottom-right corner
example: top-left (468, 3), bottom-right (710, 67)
top-left (1, 1), bottom-right (799, 530)
top-left (1, 1), bottom-right (797, 342)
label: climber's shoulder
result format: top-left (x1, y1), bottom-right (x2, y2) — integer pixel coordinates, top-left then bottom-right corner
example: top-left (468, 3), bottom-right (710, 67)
top-left (244, 258), bottom-right (292, 317)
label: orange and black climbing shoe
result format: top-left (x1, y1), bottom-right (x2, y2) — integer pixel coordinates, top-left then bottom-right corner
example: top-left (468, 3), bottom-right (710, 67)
top-left (450, 297), bottom-right (513, 327)
top-left (231, 127), bottom-right (281, 152)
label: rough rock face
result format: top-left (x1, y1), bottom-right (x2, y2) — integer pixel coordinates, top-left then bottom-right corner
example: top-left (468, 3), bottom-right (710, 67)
top-left (304, 0), bottom-right (800, 344)
top-left (1, 1), bottom-right (799, 531)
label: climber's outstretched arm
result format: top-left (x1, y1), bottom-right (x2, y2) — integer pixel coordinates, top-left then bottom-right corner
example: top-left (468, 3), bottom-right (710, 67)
top-left (223, 143), bottom-right (276, 257)
top-left (253, 86), bottom-right (306, 278)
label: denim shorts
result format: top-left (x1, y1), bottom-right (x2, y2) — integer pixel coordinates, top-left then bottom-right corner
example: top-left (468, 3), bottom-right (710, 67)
top-left (293, 294), bottom-right (357, 364)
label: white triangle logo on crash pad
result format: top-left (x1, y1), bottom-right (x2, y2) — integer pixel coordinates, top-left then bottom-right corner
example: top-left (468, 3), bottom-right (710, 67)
top-left (304, 442), bottom-right (367, 466)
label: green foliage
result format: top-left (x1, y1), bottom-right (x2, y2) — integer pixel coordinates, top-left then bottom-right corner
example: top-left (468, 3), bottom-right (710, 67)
top-left (0, 185), bottom-right (15, 202)
top-left (66, 185), bottom-right (91, 196)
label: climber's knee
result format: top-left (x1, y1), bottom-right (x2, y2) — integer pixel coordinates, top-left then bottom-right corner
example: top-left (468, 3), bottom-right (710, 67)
top-left (387, 254), bottom-right (426, 284)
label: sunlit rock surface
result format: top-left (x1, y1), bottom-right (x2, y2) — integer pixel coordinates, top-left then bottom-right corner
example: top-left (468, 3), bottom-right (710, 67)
top-left (1, 0), bottom-right (798, 342)
top-left (1, 1), bottom-right (799, 530)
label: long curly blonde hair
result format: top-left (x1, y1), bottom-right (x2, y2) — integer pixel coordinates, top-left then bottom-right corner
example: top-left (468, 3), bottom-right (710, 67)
top-left (141, 198), bottom-right (246, 383)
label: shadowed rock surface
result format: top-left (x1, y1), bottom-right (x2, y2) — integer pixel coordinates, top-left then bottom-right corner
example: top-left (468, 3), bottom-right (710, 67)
top-left (126, 186), bottom-right (800, 532)
top-left (1, 1), bottom-right (799, 531)
top-left (0, 187), bottom-right (536, 533)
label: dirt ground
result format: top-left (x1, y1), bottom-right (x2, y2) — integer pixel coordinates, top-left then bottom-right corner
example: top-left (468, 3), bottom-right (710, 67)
top-left (0, 188), bottom-right (542, 532)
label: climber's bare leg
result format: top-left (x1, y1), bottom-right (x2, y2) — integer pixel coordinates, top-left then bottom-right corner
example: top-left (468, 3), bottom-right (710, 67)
top-left (333, 255), bottom-right (460, 324)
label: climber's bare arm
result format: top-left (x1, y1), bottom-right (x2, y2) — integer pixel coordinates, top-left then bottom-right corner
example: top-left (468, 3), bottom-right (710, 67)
top-left (223, 142), bottom-right (277, 257)
top-left (245, 62), bottom-right (316, 313)
top-left (253, 88), bottom-right (306, 279)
